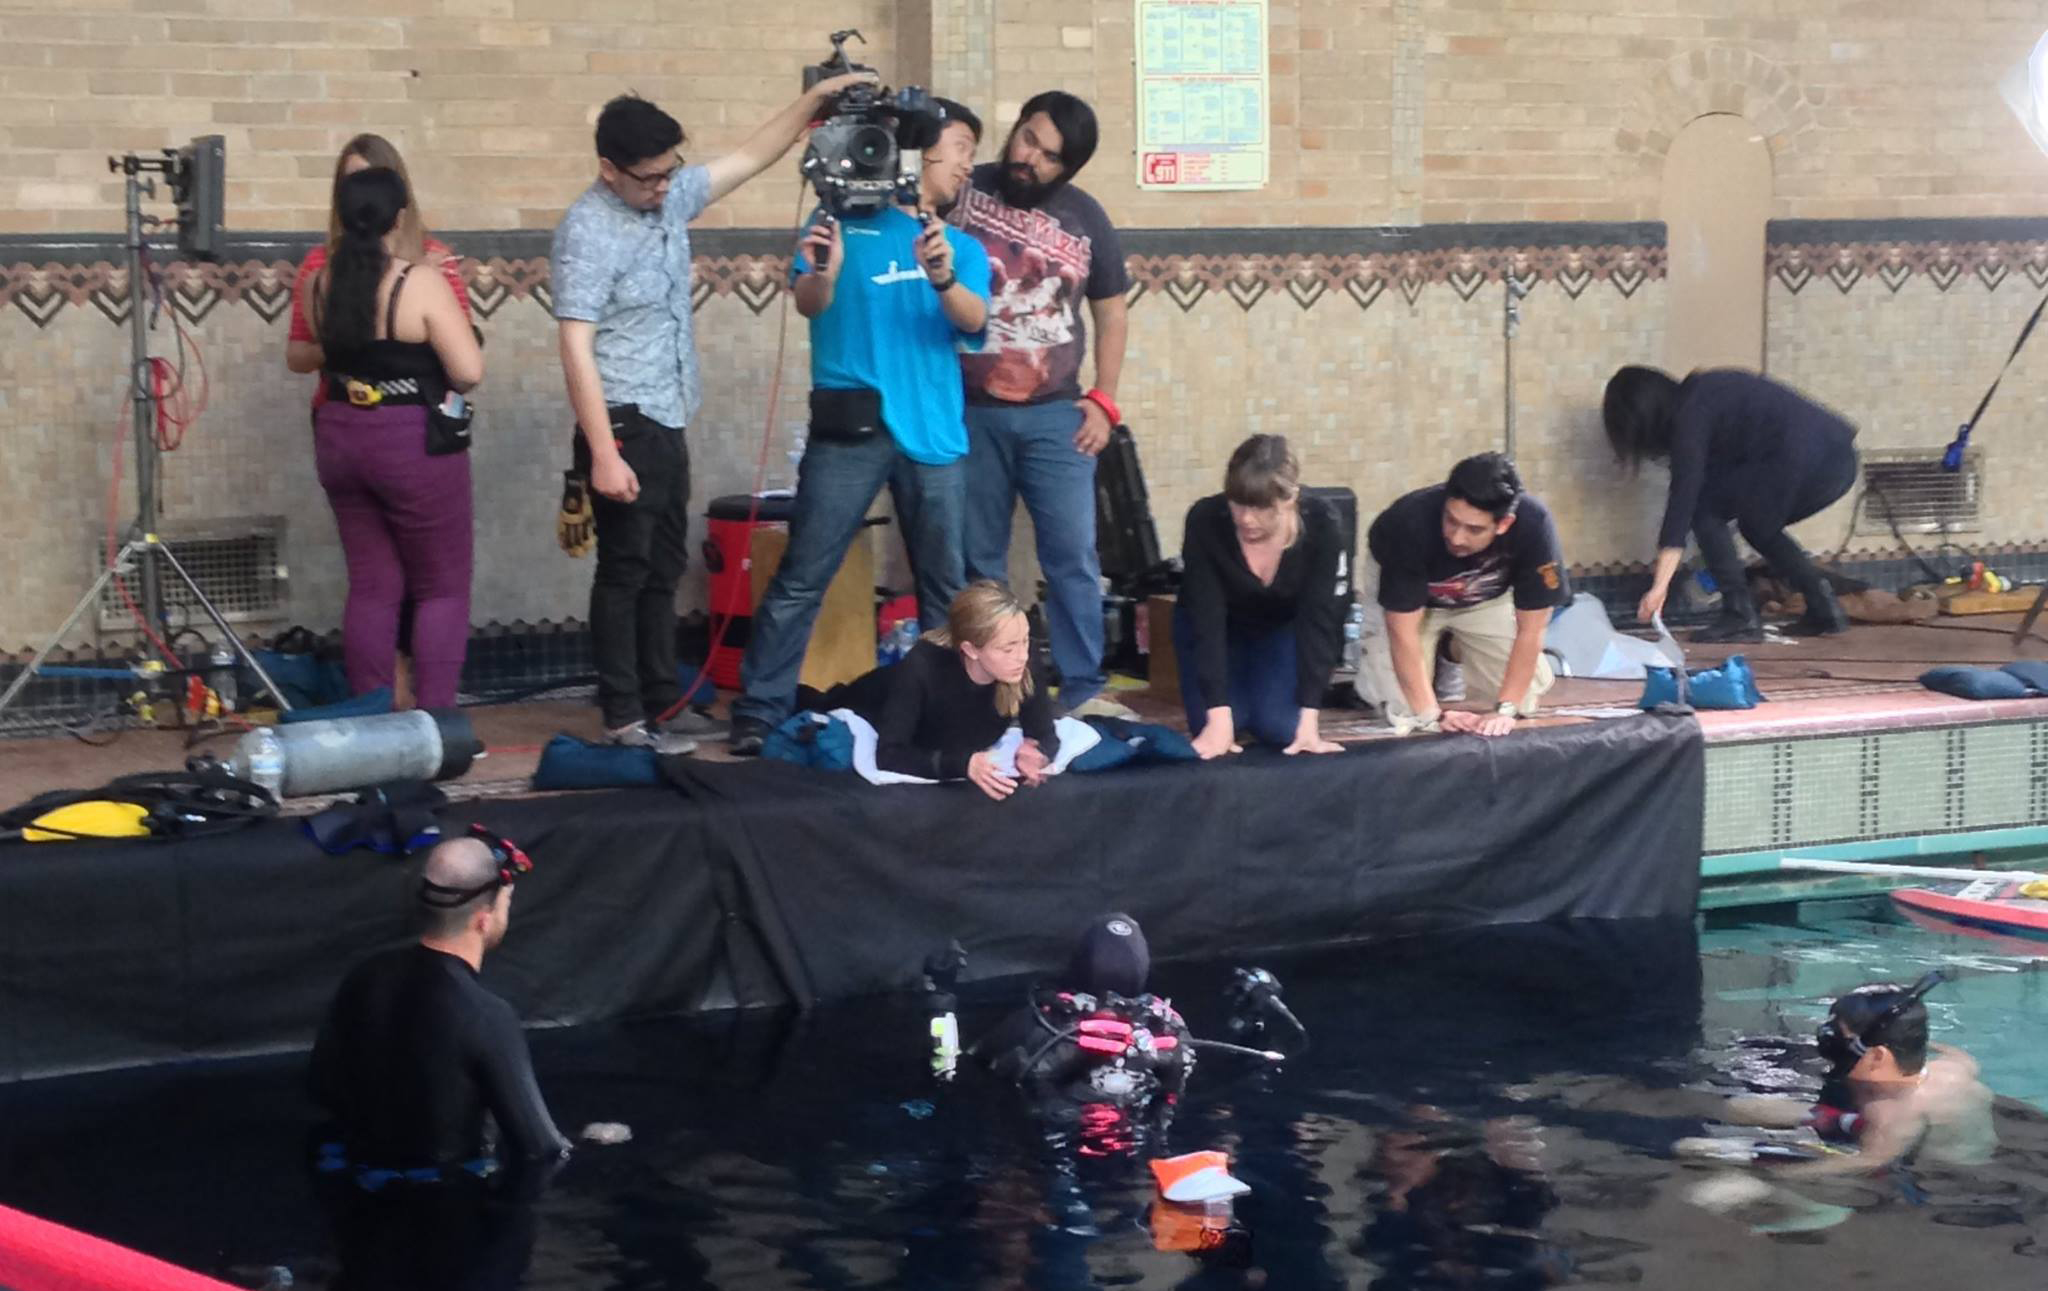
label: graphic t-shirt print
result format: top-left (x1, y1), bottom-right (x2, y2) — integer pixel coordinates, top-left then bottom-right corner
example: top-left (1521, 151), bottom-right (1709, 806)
top-left (1426, 552), bottom-right (1512, 609)
top-left (954, 186), bottom-right (1093, 404)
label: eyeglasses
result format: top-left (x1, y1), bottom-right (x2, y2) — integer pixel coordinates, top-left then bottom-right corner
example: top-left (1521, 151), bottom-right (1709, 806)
top-left (621, 154), bottom-right (684, 187)
top-left (419, 824), bottom-right (534, 908)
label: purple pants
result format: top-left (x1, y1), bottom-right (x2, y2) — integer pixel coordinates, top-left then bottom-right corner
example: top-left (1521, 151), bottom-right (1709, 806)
top-left (313, 403), bottom-right (473, 709)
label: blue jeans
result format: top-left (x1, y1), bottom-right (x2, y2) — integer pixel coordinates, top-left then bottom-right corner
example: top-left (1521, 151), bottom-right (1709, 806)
top-left (733, 433), bottom-right (964, 726)
top-left (1172, 606), bottom-right (1302, 747)
top-left (963, 401), bottom-right (1104, 707)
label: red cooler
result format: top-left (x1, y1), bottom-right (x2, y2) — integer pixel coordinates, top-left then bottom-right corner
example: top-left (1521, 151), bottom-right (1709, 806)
top-left (702, 494), bottom-right (796, 691)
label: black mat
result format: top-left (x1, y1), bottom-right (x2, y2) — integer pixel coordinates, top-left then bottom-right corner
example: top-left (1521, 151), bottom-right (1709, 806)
top-left (0, 716), bottom-right (1702, 1080)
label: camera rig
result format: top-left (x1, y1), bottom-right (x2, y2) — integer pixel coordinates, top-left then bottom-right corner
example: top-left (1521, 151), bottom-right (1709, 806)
top-left (799, 29), bottom-right (950, 218)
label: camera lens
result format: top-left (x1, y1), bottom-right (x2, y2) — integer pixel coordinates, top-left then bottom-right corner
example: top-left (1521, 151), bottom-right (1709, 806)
top-left (847, 124), bottom-right (895, 177)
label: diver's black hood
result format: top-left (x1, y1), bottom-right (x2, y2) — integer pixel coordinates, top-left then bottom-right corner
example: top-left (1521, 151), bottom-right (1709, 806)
top-left (1065, 913), bottom-right (1150, 998)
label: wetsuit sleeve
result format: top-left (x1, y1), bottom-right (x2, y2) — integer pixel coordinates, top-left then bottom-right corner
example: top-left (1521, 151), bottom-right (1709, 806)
top-left (467, 998), bottom-right (570, 1163)
top-left (874, 644), bottom-right (951, 781)
top-left (1657, 394), bottom-right (1714, 551)
top-left (1157, 1015), bottom-right (1196, 1097)
top-left (1179, 501), bottom-right (1235, 707)
top-left (1293, 512), bottom-right (1348, 709)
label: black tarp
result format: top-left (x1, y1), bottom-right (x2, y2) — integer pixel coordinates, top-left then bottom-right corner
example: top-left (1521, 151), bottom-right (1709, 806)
top-left (666, 713), bottom-right (1705, 1006)
top-left (0, 715), bottom-right (1701, 1081)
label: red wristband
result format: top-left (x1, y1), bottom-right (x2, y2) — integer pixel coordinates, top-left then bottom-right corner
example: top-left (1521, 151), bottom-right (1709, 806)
top-left (1082, 387), bottom-right (1121, 426)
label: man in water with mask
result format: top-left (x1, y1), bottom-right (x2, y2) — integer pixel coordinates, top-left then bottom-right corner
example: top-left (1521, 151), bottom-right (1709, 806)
top-left (1679, 973), bottom-right (1994, 1178)
top-left (947, 92), bottom-right (1130, 718)
top-left (311, 828), bottom-right (572, 1182)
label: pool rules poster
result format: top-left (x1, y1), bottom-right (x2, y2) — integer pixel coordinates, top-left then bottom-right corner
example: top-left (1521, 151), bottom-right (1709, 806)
top-left (1135, 0), bottom-right (1270, 191)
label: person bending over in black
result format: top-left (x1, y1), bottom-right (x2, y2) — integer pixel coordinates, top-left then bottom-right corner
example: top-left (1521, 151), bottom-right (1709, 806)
top-left (1605, 366), bottom-right (1860, 642)
top-left (311, 827), bottom-right (571, 1183)
top-left (810, 579), bottom-right (1059, 801)
top-left (1176, 433), bottom-right (1349, 761)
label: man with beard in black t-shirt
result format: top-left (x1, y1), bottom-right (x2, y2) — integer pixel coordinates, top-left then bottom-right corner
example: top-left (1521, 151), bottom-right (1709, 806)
top-left (1357, 453), bottom-right (1569, 738)
top-left (946, 91), bottom-right (1130, 719)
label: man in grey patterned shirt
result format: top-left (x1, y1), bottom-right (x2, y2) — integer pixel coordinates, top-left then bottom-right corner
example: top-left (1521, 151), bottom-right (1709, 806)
top-left (552, 77), bottom-right (869, 752)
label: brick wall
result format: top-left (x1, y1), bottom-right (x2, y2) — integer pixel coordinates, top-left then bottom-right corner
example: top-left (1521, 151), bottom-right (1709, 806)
top-left (5, 1), bottom-right (2048, 656)
top-left (0, 0), bottom-right (901, 235)
top-left (5, 1), bottom-right (2047, 234)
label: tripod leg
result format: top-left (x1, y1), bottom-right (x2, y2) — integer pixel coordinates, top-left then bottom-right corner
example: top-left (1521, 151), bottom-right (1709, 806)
top-left (0, 546), bottom-right (141, 718)
top-left (2016, 583), bottom-right (2048, 651)
top-left (151, 541), bottom-right (296, 713)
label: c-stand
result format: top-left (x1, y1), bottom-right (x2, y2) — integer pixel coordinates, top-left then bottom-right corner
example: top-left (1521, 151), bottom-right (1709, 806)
top-left (0, 150), bottom-right (290, 721)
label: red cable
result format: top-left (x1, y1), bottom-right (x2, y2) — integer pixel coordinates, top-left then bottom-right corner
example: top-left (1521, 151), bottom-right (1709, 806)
top-left (102, 381), bottom-right (247, 729)
top-left (653, 185), bottom-right (808, 727)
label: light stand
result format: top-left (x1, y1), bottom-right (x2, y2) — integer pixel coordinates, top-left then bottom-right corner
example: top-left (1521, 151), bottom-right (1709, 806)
top-left (0, 153), bottom-right (291, 720)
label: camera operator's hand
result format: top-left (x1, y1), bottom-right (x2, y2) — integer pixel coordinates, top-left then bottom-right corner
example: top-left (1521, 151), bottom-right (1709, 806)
top-left (916, 219), bottom-right (954, 285)
top-left (1072, 397), bottom-right (1113, 456)
top-left (807, 70), bottom-right (881, 106)
top-left (966, 751), bottom-right (1018, 801)
top-left (799, 217), bottom-right (844, 283)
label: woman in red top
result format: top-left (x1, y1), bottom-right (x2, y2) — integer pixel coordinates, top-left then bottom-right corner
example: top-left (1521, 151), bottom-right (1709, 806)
top-left (286, 136), bottom-right (473, 708)
top-left (289, 134), bottom-right (469, 396)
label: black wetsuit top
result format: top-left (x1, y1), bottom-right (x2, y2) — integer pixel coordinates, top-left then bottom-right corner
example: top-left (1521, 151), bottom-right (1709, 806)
top-left (820, 638), bottom-right (1060, 780)
top-left (310, 945), bottom-right (570, 1171)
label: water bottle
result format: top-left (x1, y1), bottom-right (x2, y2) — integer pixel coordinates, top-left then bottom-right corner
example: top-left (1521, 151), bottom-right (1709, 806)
top-left (236, 726), bottom-right (287, 800)
top-left (929, 1008), bottom-right (960, 1081)
top-left (1341, 601), bottom-right (1364, 674)
top-left (208, 640), bottom-right (238, 713)
top-left (883, 618), bottom-right (918, 665)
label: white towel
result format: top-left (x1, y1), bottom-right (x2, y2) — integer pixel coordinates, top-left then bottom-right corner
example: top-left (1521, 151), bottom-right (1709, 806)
top-left (824, 709), bottom-right (1101, 787)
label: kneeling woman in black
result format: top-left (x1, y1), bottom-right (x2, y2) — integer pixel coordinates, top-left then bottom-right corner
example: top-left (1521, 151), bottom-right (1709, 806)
top-left (1176, 434), bottom-right (1349, 760)
top-left (818, 580), bottom-right (1060, 801)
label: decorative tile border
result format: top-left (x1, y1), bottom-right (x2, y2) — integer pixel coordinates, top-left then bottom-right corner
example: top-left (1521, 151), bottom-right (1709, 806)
top-left (1766, 217), bottom-right (2048, 296)
top-left (0, 224), bottom-right (1669, 328)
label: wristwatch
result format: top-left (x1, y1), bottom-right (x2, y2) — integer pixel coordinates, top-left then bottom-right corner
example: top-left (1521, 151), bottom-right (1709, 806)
top-left (1495, 701), bottom-right (1520, 720)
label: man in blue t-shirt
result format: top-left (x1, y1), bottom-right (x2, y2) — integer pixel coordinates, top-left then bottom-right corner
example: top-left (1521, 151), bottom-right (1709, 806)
top-left (729, 99), bottom-right (992, 754)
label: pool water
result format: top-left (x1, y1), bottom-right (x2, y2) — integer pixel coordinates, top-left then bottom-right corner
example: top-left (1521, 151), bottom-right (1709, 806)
top-left (5, 904), bottom-right (2048, 1290)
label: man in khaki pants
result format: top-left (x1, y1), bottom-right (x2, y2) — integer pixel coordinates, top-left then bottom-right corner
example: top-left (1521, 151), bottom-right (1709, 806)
top-left (1356, 453), bottom-right (1568, 738)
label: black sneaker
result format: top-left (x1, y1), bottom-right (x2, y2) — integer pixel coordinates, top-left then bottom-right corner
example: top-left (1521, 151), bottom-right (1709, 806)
top-left (727, 715), bottom-right (773, 757)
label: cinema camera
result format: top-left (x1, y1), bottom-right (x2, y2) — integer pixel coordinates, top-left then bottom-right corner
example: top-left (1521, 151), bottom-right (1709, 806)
top-left (799, 29), bottom-right (949, 218)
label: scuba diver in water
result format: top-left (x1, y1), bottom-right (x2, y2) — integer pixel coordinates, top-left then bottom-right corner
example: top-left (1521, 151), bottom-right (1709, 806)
top-left (1668, 971), bottom-right (1996, 1239)
top-left (942, 913), bottom-right (1301, 1271)
top-left (1695, 971), bottom-right (1995, 1177)
top-left (968, 913), bottom-right (1199, 1155)
top-left (955, 912), bottom-right (1309, 1151)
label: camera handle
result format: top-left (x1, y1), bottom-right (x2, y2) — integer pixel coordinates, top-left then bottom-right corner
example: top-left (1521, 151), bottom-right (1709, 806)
top-left (825, 28), bottom-right (866, 70)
